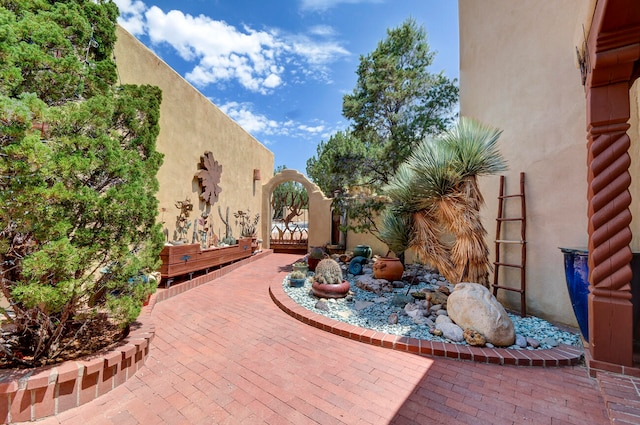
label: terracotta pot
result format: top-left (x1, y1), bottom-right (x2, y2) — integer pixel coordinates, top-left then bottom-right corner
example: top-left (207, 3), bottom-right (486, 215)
top-left (311, 280), bottom-right (350, 299)
top-left (373, 257), bottom-right (404, 281)
top-left (307, 257), bottom-right (321, 272)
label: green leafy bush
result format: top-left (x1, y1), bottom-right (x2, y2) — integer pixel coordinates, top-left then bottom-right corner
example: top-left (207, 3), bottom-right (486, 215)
top-left (0, 0), bottom-right (164, 367)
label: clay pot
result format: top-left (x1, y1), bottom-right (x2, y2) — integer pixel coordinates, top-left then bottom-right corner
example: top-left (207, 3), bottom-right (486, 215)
top-left (373, 257), bottom-right (404, 281)
top-left (307, 257), bottom-right (321, 272)
top-left (311, 280), bottom-right (351, 299)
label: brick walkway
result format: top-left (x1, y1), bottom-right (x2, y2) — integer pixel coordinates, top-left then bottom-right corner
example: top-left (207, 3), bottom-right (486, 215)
top-left (26, 253), bottom-right (610, 425)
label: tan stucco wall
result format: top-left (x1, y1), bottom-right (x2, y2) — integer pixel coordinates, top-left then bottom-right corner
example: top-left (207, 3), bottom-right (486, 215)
top-left (459, 0), bottom-right (595, 326)
top-left (114, 26), bottom-right (274, 243)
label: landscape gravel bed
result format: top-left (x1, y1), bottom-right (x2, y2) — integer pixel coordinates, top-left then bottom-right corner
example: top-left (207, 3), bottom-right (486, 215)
top-left (282, 274), bottom-right (582, 350)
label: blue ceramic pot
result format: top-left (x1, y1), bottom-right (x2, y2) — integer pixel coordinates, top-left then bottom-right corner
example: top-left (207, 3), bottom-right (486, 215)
top-left (353, 245), bottom-right (372, 259)
top-left (559, 247), bottom-right (590, 341)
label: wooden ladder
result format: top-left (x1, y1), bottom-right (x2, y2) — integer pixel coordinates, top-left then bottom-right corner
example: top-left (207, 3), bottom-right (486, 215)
top-left (492, 172), bottom-right (527, 317)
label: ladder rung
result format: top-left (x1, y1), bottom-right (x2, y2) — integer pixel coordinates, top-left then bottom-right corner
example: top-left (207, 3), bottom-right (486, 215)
top-left (494, 262), bottom-right (524, 268)
top-left (496, 217), bottom-right (525, 221)
top-left (498, 194), bottom-right (524, 199)
top-left (495, 240), bottom-right (525, 244)
top-left (492, 284), bottom-right (525, 294)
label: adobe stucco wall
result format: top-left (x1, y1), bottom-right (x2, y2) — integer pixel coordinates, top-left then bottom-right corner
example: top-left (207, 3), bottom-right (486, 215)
top-left (458, 0), bottom-right (632, 326)
top-left (114, 26), bottom-right (273, 242)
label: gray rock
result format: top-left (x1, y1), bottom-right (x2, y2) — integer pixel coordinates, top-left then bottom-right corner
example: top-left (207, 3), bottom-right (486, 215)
top-left (391, 294), bottom-right (413, 307)
top-left (388, 313), bottom-right (398, 325)
top-left (435, 315), bottom-right (452, 325)
top-left (336, 310), bottom-right (352, 319)
top-left (404, 303), bottom-right (426, 318)
top-left (373, 297), bottom-right (389, 303)
top-left (392, 280), bottom-right (405, 288)
top-left (413, 316), bottom-right (431, 326)
top-left (542, 337), bottom-right (559, 347)
top-left (526, 337), bottom-right (540, 349)
top-left (515, 334), bottom-right (527, 348)
top-left (436, 309), bottom-right (448, 316)
top-left (430, 304), bottom-right (442, 313)
top-left (485, 343), bottom-right (495, 348)
top-left (315, 300), bottom-right (329, 311)
top-left (436, 322), bottom-right (464, 342)
top-left (354, 300), bottom-right (374, 311)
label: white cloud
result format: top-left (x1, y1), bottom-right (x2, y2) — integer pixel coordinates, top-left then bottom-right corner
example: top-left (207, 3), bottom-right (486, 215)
top-left (299, 0), bottom-right (383, 12)
top-left (218, 102), bottom-right (340, 143)
top-left (298, 124), bottom-right (325, 134)
top-left (114, 3), bottom-right (350, 93)
top-left (143, 7), bottom-right (288, 94)
top-left (308, 25), bottom-right (337, 37)
top-left (113, 0), bottom-right (147, 35)
top-left (218, 102), bottom-right (282, 136)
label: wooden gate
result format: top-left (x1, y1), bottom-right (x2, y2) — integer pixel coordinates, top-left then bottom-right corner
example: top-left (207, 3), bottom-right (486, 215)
top-left (270, 183), bottom-right (308, 254)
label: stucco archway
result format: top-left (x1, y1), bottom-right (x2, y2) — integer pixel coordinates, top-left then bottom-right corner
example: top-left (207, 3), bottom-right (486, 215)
top-left (261, 169), bottom-right (333, 251)
top-left (584, 0), bottom-right (640, 369)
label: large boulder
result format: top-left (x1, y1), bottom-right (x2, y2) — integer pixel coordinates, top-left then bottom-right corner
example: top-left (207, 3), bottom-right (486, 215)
top-left (446, 283), bottom-right (515, 347)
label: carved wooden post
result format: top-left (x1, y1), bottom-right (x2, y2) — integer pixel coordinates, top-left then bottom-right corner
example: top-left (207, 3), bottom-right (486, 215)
top-left (584, 1), bottom-right (640, 367)
top-left (586, 83), bottom-right (633, 366)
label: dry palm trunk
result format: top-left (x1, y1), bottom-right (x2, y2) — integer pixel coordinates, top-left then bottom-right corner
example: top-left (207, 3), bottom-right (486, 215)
top-left (410, 210), bottom-right (457, 283)
top-left (435, 176), bottom-right (491, 287)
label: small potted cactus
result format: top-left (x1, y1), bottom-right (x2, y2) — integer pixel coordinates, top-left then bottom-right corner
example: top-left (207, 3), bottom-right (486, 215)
top-left (292, 261), bottom-right (309, 275)
top-left (307, 246), bottom-right (326, 272)
top-left (289, 270), bottom-right (307, 287)
top-left (311, 258), bottom-right (350, 299)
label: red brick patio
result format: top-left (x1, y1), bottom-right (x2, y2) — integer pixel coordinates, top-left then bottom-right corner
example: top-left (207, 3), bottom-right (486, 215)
top-left (14, 253), bottom-right (633, 424)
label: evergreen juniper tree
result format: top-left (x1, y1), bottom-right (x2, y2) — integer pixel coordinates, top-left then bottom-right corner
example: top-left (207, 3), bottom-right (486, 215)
top-left (0, 0), bottom-right (164, 367)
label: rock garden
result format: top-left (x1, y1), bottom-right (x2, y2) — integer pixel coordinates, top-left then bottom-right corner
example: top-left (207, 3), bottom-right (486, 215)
top-left (283, 255), bottom-right (581, 351)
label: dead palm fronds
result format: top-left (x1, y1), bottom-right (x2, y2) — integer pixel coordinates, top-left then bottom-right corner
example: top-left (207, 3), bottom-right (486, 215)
top-left (381, 117), bottom-right (507, 287)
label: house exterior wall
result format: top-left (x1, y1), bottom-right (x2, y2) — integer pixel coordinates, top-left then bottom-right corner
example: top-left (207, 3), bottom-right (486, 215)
top-left (114, 26), bottom-right (274, 243)
top-left (458, 0), bottom-right (640, 326)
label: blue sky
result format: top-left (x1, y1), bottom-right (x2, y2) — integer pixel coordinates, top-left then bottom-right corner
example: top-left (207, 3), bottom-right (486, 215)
top-left (113, 0), bottom-right (459, 175)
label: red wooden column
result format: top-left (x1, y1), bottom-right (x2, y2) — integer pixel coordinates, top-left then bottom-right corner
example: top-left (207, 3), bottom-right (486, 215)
top-left (586, 84), bottom-right (633, 366)
top-left (585, 0), bottom-right (640, 367)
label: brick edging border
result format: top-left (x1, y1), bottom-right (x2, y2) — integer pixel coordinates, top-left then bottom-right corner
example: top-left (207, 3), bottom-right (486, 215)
top-left (0, 249), bottom-right (273, 424)
top-left (269, 281), bottom-right (584, 367)
top-left (0, 323), bottom-right (155, 423)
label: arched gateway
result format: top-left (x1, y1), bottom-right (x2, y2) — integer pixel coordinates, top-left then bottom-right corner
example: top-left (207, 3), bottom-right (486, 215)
top-left (261, 169), bottom-right (333, 252)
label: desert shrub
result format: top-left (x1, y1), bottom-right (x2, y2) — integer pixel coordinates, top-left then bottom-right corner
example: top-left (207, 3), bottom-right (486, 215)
top-left (0, 0), bottom-right (164, 367)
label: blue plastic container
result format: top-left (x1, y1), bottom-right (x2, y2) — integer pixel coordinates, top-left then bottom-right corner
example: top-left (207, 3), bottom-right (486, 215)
top-left (559, 248), bottom-right (590, 342)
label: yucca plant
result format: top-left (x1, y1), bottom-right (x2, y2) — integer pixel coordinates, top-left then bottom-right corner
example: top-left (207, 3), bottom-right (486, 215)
top-left (382, 117), bottom-right (507, 286)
